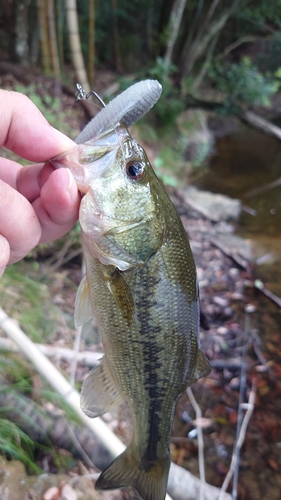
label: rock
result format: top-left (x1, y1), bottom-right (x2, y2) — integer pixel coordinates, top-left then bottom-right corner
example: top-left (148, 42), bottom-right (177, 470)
top-left (211, 233), bottom-right (253, 268)
top-left (0, 459), bottom-right (98, 500)
top-left (207, 114), bottom-right (240, 138)
top-left (0, 459), bottom-right (27, 500)
top-left (182, 185), bottom-right (241, 222)
top-left (177, 109), bottom-right (214, 168)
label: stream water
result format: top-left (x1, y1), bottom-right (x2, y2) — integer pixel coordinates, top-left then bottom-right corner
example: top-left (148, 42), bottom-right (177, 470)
top-left (194, 124), bottom-right (281, 297)
top-left (189, 124), bottom-right (281, 500)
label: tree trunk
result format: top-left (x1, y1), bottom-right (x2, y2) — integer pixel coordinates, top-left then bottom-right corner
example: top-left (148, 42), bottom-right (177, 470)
top-left (37, 0), bottom-right (51, 73)
top-left (47, 0), bottom-right (60, 78)
top-left (163, 0), bottom-right (187, 77)
top-left (111, 0), bottom-right (123, 73)
top-left (179, 0), bottom-right (242, 84)
top-left (13, 0), bottom-right (31, 65)
top-left (191, 31), bottom-right (220, 93)
top-left (56, 0), bottom-right (65, 75)
top-left (88, 0), bottom-right (95, 87)
top-left (65, 0), bottom-right (90, 93)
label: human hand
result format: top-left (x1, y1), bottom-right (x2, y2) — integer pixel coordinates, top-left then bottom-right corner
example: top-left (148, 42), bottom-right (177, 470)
top-left (0, 90), bottom-right (80, 277)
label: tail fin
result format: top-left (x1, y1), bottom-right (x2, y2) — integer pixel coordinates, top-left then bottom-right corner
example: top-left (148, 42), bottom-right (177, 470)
top-left (95, 443), bottom-right (170, 500)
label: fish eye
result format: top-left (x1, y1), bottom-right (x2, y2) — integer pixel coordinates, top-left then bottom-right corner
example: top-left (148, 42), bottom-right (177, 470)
top-left (126, 161), bottom-right (145, 181)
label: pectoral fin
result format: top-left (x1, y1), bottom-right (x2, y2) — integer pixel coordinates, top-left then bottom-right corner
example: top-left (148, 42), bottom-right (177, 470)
top-left (103, 267), bottom-right (134, 324)
top-left (190, 349), bottom-right (211, 385)
top-left (81, 356), bottom-right (123, 418)
top-left (74, 275), bottom-right (93, 328)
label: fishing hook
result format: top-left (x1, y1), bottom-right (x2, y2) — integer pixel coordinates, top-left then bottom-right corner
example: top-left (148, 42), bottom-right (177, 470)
top-left (75, 83), bottom-right (106, 108)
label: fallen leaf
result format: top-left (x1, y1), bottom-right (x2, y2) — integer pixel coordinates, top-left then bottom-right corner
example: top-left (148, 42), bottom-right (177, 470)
top-left (43, 487), bottom-right (60, 500)
top-left (192, 417), bottom-right (212, 428)
top-left (61, 483), bottom-right (77, 500)
top-left (268, 458), bottom-right (279, 471)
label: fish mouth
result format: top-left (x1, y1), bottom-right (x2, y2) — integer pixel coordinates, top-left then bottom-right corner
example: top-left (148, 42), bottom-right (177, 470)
top-left (50, 124), bottom-right (131, 192)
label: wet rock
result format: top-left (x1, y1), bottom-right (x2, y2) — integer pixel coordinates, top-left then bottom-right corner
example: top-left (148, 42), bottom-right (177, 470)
top-left (211, 233), bottom-right (253, 268)
top-left (181, 185), bottom-right (241, 222)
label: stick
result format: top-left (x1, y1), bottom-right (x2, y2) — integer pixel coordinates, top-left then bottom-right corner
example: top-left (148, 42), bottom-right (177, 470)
top-left (218, 380), bottom-right (256, 500)
top-left (0, 308), bottom-right (230, 500)
top-left (69, 325), bottom-right (83, 386)
top-left (0, 308), bottom-right (123, 458)
top-left (0, 338), bottom-right (246, 372)
top-left (0, 308), bottom-right (172, 500)
top-left (187, 387), bottom-right (206, 500)
top-left (0, 337), bottom-right (102, 366)
top-left (254, 279), bottom-right (281, 308)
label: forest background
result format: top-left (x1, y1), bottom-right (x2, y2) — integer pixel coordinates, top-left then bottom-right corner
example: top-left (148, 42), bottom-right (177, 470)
top-left (1, 1), bottom-right (281, 500)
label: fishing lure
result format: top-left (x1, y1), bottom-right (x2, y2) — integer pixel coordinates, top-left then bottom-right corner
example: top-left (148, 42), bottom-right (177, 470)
top-left (74, 79), bottom-right (162, 144)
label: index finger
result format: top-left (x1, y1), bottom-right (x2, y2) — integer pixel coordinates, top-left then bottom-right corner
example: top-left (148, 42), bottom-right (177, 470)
top-left (0, 90), bottom-right (74, 162)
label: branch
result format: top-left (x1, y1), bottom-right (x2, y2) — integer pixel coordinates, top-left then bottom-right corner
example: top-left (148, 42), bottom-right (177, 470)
top-left (186, 388), bottom-right (206, 483)
top-left (182, 95), bottom-right (281, 143)
top-left (69, 325), bottom-right (83, 386)
top-left (163, 0), bottom-right (187, 75)
top-left (0, 308), bottom-right (231, 500)
top-left (242, 110), bottom-right (281, 140)
top-left (216, 35), bottom-right (273, 60)
top-left (0, 337), bottom-right (102, 366)
top-left (0, 308), bottom-right (122, 458)
top-left (254, 279), bottom-right (281, 308)
top-left (218, 380), bottom-right (256, 500)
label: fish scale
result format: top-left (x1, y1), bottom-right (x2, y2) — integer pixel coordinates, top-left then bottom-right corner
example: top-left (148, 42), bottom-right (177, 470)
top-left (51, 80), bottom-right (211, 500)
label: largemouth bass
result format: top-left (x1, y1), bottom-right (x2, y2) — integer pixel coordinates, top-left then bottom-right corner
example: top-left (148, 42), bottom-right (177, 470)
top-left (51, 80), bottom-right (210, 500)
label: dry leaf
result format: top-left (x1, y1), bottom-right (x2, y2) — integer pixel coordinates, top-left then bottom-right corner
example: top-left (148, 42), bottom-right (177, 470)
top-left (192, 417), bottom-right (212, 428)
top-left (61, 483), bottom-right (78, 500)
top-left (43, 487), bottom-right (60, 500)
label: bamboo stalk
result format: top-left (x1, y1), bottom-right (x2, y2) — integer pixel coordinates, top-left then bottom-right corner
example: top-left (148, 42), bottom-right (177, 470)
top-left (65, 0), bottom-right (90, 92)
top-left (37, 0), bottom-right (51, 73)
top-left (47, 0), bottom-right (61, 77)
top-left (88, 0), bottom-right (95, 87)
top-left (111, 0), bottom-right (123, 73)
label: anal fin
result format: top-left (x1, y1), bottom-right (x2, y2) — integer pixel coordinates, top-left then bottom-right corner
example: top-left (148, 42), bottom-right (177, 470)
top-left (190, 349), bottom-right (211, 385)
top-left (81, 356), bottom-right (123, 418)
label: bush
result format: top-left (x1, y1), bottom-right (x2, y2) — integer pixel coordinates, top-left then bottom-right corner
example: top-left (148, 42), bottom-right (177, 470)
top-left (209, 57), bottom-right (279, 113)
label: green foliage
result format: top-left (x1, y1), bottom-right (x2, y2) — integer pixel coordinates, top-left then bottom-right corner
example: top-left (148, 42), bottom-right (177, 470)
top-left (190, 139), bottom-right (212, 168)
top-left (0, 417), bottom-right (41, 473)
top-left (209, 57), bottom-right (278, 113)
top-left (14, 84), bottom-right (77, 139)
top-left (239, 0), bottom-right (281, 27)
top-left (116, 59), bottom-right (184, 132)
top-left (146, 58), bottom-right (185, 131)
top-left (153, 150), bottom-right (180, 187)
top-left (0, 263), bottom-right (62, 343)
top-left (0, 352), bottom-right (82, 473)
